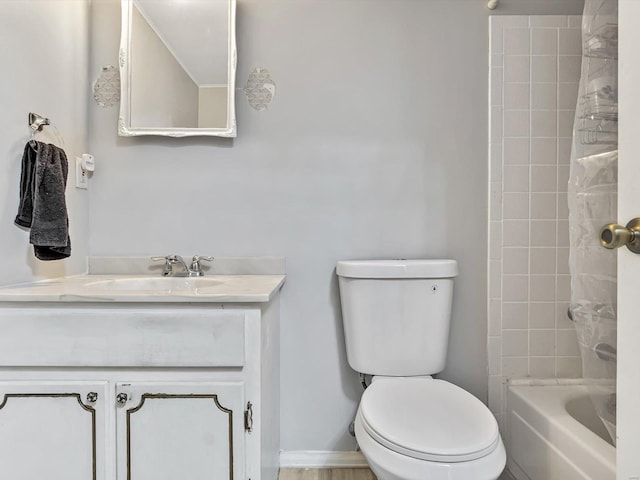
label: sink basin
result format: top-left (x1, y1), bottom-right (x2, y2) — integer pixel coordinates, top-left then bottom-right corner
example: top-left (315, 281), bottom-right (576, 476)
top-left (85, 277), bottom-right (223, 292)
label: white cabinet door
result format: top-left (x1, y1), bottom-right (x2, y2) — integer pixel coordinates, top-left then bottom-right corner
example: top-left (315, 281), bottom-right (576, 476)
top-left (116, 382), bottom-right (245, 480)
top-left (0, 381), bottom-right (107, 480)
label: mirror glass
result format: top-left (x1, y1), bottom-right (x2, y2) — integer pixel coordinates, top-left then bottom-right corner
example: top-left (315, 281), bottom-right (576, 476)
top-left (119, 0), bottom-right (236, 137)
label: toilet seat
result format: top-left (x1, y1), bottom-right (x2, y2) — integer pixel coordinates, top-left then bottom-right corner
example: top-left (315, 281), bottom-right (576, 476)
top-left (359, 378), bottom-right (500, 463)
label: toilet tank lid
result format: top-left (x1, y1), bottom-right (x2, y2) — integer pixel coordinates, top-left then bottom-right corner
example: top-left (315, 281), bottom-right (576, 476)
top-left (336, 259), bottom-right (458, 279)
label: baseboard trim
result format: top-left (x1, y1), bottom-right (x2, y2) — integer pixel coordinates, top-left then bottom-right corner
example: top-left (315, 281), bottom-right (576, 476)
top-left (280, 451), bottom-right (368, 468)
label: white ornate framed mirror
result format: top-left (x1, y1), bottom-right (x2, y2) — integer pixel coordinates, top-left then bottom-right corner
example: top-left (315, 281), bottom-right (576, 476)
top-left (119, 0), bottom-right (236, 137)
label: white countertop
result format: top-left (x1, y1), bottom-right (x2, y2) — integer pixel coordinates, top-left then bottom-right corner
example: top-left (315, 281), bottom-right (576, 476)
top-left (0, 274), bottom-right (286, 303)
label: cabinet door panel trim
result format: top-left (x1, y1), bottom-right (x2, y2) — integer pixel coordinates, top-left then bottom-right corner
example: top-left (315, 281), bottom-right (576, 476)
top-left (126, 393), bottom-right (234, 480)
top-left (0, 392), bottom-right (97, 480)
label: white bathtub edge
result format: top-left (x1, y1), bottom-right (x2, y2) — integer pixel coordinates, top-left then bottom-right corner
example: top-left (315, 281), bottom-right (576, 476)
top-left (507, 384), bottom-right (615, 480)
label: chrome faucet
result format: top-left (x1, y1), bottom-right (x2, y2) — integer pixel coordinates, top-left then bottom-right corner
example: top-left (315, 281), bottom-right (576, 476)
top-left (151, 255), bottom-right (213, 277)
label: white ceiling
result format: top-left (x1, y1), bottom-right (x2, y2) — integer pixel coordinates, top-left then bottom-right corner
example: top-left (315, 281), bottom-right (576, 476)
top-left (134, 0), bottom-right (229, 86)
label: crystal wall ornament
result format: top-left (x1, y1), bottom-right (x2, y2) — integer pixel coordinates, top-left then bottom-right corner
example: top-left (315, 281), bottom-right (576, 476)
top-left (244, 68), bottom-right (275, 111)
top-left (93, 65), bottom-right (121, 108)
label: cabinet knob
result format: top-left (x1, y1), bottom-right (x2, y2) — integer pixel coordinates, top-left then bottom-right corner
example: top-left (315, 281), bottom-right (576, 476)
top-left (116, 393), bottom-right (128, 406)
top-left (86, 392), bottom-right (98, 403)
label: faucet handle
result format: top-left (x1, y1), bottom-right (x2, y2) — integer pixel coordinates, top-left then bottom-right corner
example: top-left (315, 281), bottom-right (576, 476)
top-left (190, 256), bottom-right (213, 276)
top-left (151, 255), bottom-right (174, 276)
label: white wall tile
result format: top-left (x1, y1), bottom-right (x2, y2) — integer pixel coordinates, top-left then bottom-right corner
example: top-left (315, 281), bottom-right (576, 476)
top-left (531, 275), bottom-right (556, 301)
top-left (504, 110), bottom-right (530, 137)
top-left (529, 16), bottom-right (567, 28)
top-left (504, 138), bottom-right (530, 164)
top-left (489, 298), bottom-right (502, 335)
top-left (529, 356), bottom-right (556, 377)
top-left (559, 55), bottom-right (582, 82)
top-left (531, 28), bottom-right (558, 55)
top-left (489, 336), bottom-right (502, 375)
top-left (558, 110), bottom-right (575, 138)
top-left (531, 56), bottom-right (557, 82)
top-left (488, 375), bottom-right (504, 414)
top-left (556, 273), bottom-right (571, 301)
top-left (530, 302), bottom-right (556, 329)
top-left (503, 302), bottom-right (529, 329)
top-left (503, 247), bottom-right (529, 274)
top-left (531, 165), bottom-right (557, 192)
top-left (491, 106), bottom-right (504, 143)
top-left (494, 15), bottom-right (529, 28)
top-left (503, 275), bottom-right (529, 302)
top-left (504, 220), bottom-right (530, 247)
top-left (491, 68), bottom-right (504, 106)
top-left (502, 357), bottom-right (529, 377)
top-left (503, 330), bottom-right (529, 356)
top-left (558, 193), bottom-right (569, 218)
top-left (505, 28), bottom-right (531, 55)
top-left (503, 193), bottom-right (529, 219)
top-left (532, 83), bottom-right (557, 109)
top-left (490, 221), bottom-right (502, 260)
top-left (488, 17), bottom-right (583, 399)
top-left (557, 357), bottom-right (582, 378)
top-left (491, 143), bottom-right (503, 182)
top-left (557, 247), bottom-right (570, 274)
top-left (557, 219), bottom-right (570, 246)
top-left (490, 17), bottom-right (504, 54)
top-left (556, 302), bottom-right (573, 329)
top-left (504, 55), bottom-right (530, 83)
top-left (558, 82), bottom-right (579, 109)
top-left (531, 138), bottom-right (557, 165)
top-left (531, 220), bottom-right (556, 247)
top-left (530, 329), bottom-right (556, 356)
top-left (530, 247), bottom-right (556, 275)
top-left (504, 165), bottom-right (530, 192)
top-left (558, 138), bottom-right (572, 164)
top-left (490, 181), bottom-right (502, 220)
top-left (531, 192), bottom-right (557, 219)
top-left (557, 165), bottom-right (570, 191)
top-left (490, 259), bottom-right (502, 299)
top-left (531, 110), bottom-right (557, 137)
top-left (556, 330), bottom-right (580, 356)
top-left (568, 16), bottom-right (582, 29)
top-left (558, 28), bottom-right (581, 55)
top-left (504, 82), bottom-right (529, 110)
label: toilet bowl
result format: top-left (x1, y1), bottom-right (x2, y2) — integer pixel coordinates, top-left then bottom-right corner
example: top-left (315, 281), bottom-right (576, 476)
top-left (354, 377), bottom-right (506, 480)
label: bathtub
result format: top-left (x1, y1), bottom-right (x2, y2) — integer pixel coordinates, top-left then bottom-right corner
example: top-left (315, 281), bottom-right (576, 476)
top-left (506, 383), bottom-right (615, 480)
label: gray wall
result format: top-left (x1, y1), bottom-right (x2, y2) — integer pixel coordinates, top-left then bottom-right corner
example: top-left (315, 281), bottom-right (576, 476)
top-left (0, 0), bottom-right (90, 287)
top-left (89, 0), bottom-right (584, 452)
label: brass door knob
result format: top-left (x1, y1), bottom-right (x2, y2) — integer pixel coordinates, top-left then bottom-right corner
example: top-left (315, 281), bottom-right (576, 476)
top-left (600, 218), bottom-right (640, 253)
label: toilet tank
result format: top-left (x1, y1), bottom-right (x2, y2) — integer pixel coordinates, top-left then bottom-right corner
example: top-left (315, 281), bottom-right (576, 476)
top-left (336, 259), bottom-right (458, 376)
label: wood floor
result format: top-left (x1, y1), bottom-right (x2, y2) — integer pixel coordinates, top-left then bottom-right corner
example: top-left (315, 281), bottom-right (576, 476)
top-left (279, 468), bottom-right (377, 480)
top-left (280, 467), bottom-right (516, 480)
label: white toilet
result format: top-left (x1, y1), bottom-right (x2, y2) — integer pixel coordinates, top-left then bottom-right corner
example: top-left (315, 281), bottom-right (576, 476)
top-left (336, 259), bottom-right (506, 480)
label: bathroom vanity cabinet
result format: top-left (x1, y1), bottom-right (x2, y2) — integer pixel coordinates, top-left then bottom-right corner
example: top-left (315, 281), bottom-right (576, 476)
top-left (0, 296), bottom-right (281, 480)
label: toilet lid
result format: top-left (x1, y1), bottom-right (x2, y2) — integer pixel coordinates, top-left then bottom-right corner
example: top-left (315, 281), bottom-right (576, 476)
top-left (359, 378), bottom-right (500, 463)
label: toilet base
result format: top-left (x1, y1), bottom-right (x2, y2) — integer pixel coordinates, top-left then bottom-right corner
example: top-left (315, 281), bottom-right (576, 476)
top-left (355, 413), bottom-right (506, 480)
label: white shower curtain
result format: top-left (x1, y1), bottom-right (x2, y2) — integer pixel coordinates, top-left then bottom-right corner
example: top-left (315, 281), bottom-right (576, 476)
top-left (568, 0), bottom-right (618, 444)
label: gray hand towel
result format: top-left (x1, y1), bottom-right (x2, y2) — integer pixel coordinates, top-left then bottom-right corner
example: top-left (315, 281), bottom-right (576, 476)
top-left (14, 141), bottom-right (71, 261)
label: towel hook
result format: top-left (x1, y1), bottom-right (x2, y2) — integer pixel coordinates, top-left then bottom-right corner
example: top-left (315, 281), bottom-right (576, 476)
top-left (28, 112), bottom-right (50, 132)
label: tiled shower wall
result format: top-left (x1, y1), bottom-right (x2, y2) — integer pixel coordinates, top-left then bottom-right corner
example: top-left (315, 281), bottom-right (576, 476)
top-left (488, 15), bottom-right (583, 425)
